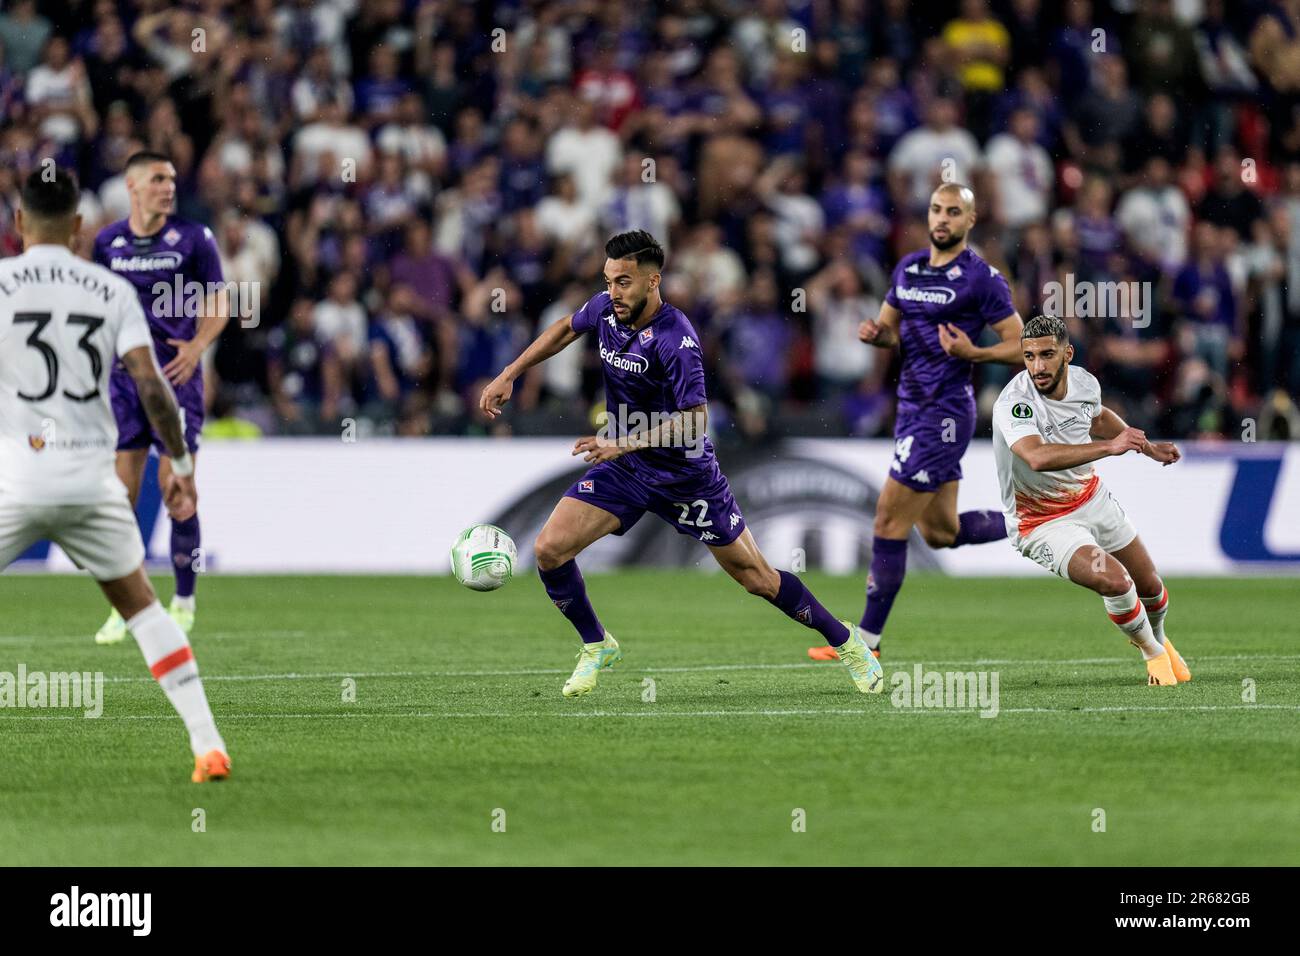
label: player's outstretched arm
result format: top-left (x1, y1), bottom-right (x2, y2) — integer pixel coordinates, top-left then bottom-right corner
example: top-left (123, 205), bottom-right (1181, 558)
top-left (859, 301), bottom-right (901, 349)
top-left (1010, 429), bottom-right (1146, 473)
top-left (937, 313), bottom-right (1024, 364)
top-left (1089, 406), bottom-right (1181, 466)
top-left (480, 315), bottom-right (582, 418)
top-left (121, 345), bottom-right (196, 514)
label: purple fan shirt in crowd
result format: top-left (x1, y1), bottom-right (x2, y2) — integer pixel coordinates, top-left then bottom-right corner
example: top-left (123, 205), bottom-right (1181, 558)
top-left (883, 246), bottom-right (1015, 491)
top-left (93, 216), bottom-right (224, 453)
top-left (561, 291), bottom-right (747, 546)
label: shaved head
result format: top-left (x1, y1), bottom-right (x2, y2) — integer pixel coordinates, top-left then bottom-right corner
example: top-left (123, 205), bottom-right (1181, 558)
top-left (933, 182), bottom-right (976, 213)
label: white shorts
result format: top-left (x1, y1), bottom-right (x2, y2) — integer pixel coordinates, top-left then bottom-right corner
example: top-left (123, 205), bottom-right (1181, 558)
top-left (1012, 487), bottom-right (1138, 578)
top-left (0, 498), bottom-right (145, 581)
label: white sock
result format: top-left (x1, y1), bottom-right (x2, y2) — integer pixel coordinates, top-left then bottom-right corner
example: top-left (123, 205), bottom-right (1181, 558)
top-left (1140, 583), bottom-right (1168, 643)
top-left (171, 594), bottom-right (195, 612)
top-left (862, 630), bottom-right (881, 651)
top-left (1102, 585), bottom-right (1162, 659)
top-left (127, 602), bottom-right (225, 757)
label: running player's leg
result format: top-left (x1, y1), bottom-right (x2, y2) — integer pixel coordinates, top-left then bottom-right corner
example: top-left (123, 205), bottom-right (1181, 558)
top-left (1064, 543), bottom-right (1178, 686)
top-left (858, 476), bottom-right (933, 650)
top-left (157, 450), bottom-right (200, 632)
top-left (1110, 535), bottom-right (1188, 680)
top-left (709, 529), bottom-right (885, 693)
top-left (537, 478), bottom-right (638, 698)
top-left (55, 499), bottom-right (230, 778)
top-left (915, 479), bottom-right (1007, 550)
top-left (95, 448), bottom-right (150, 645)
top-left (535, 495), bottom-right (622, 644)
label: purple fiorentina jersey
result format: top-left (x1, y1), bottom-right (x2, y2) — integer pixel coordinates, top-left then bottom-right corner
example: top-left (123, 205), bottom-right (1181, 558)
top-left (570, 291), bottom-right (715, 481)
top-left (92, 216), bottom-right (224, 371)
top-left (884, 247), bottom-right (1014, 403)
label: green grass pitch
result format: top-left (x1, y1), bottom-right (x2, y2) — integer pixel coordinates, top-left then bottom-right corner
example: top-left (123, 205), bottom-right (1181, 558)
top-left (0, 572), bottom-right (1296, 866)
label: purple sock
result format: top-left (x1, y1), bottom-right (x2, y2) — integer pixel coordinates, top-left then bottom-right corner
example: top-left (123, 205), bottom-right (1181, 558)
top-left (767, 570), bottom-right (850, 646)
top-left (538, 560), bottom-right (605, 643)
top-left (952, 509), bottom-right (1007, 547)
top-left (860, 537), bottom-right (907, 635)
top-left (171, 514), bottom-right (200, 598)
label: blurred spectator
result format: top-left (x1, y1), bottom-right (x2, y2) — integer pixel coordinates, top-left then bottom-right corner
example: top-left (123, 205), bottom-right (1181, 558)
top-left (888, 97), bottom-right (982, 214)
top-left (985, 107), bottom-right (1052, 230)
top-left (1117, 156), bottom-right (1191, 271)
top-left (0, 0), bottom-right (51, 75)
top-left (267, 298), bottom-right (342, 429)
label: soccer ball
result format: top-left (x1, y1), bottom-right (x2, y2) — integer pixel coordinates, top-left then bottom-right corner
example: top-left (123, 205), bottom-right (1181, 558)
top-left (450, 524), bottom-right (517, 591)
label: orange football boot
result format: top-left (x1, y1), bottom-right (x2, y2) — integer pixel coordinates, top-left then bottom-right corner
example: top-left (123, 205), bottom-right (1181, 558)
top-left (192, 749), bottom-right (231, 783)
top-left (1163, 636), bottom-right (1192, 683)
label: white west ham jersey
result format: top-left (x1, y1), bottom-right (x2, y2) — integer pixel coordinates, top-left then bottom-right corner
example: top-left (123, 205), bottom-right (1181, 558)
top-left (0, 244), bottom-right (152, 503)
top-left (992, 365), bottom-right (1104, 539)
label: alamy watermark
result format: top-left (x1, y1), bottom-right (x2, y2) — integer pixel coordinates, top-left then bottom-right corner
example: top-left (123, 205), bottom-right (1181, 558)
top-left (890, 664), bottom-right (1000, 718)
top-left (149, 276), bottom-right (262, 328)
top-left (0, 664), bottom-right (103, 718)
top-left (596, 403), bottom-right (707, 459)
top-left (1041, 275), bottom-right (1152, 329)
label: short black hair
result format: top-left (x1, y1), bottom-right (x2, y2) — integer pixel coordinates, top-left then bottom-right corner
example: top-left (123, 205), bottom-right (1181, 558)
top-left (20, 166), bottom-right (80, 220)
top-left (604, 230), bottom-right (664, 270)
top-left (1021, 314), bottom-right (1069, 344)
top-left (125, 150), bottom-right (173, 173)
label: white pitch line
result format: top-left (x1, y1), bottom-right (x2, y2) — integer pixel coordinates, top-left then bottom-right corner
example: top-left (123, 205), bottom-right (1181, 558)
top-left (2, 704), bottom-right (1298, 722)
top-left (75, 652), bottom-right (1300, 685)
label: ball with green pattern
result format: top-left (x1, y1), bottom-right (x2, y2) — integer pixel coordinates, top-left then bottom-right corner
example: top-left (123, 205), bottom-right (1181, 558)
top-left (450, 524), bottom-right (517, 591)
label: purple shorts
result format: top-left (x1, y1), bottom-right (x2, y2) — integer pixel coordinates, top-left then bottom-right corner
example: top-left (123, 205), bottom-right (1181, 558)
top-left (564, 457), bottom-right (747, 546)
top-left (888, 388), bottom-right (976, 492)
top-left (110, 366), bottom-right (203, 454)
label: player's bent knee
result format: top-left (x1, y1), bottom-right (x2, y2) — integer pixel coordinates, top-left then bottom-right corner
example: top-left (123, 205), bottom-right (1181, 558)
top-left (533, 535), bottom-right (572, 572)
top-left (920, 525), bottom-right (956, 549)
top-left (1095, 571), bottom-right (1132, 598)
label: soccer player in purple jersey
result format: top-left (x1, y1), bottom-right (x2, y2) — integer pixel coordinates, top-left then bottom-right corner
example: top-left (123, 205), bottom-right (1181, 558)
top-left (480, 230), bottom-right (884, 697)
top-left (89, 152), bottom-right (228, 645)
top-left (809, 183), bottom-right (1025, 662)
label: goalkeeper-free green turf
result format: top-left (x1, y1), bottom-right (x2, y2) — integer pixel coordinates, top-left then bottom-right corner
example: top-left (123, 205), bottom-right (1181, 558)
top-left (0, 572), bottom-right (1296, 866)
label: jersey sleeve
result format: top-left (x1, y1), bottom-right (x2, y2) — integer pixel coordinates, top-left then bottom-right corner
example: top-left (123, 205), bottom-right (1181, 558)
top-left (193, 225), bottom-right (225, 284)
top-left (979, 266), bottom-right (1015, 325)
top-left (657, 323), bottom-right (708, 409)
top-left (884, 260), bottom-right (905, 309)
top-left (568, 292), bottom-right (608, 334)
top-left (993, 390), bottom-right (1041, 446)
top-left (114, 284), bottom-right (153, 357)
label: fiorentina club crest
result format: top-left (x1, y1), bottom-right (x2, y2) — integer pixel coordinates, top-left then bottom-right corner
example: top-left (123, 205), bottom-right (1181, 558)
top-left (946, 266), bottom-right (962, 280)
top-left (163, 228), bottom-right (182, 246)
top-left (639, 327), bottom-right (654, 345)
top-left (578, 480), bottom-right (594, 493)
top-left (796, 606), bottom-right (813, 625)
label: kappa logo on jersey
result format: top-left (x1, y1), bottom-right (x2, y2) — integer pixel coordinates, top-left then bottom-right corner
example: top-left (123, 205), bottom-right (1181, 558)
top-left (894, 285), bottom-right (956, 305)
top-left (578, 480), bottom-right (594, 493)
top-left (913, 469), bottom-right (931, 484)
top-left (599, 345), bottom-right (648, 374)
top-left (679, 335), bottom-right (698, 350)
top-left (729, 512), bottom-right (740, 529)
top-left (163, 228), bottom-right (182, 246)
top-left (604, 313), bottom-right (617, 328)
top-left (905, 262), bottom-right (922, 274)
top-left (1012, 402), bottom-right (1034, 419)
top-left (699, 531), bottom-right (718, 541)
top-left (639, 327), bottom-right (654, 345)
top-left (110, 235), bottom-right (128, 249)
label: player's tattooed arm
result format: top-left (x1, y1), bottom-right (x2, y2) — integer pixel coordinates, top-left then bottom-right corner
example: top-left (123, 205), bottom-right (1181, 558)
top-left (1090, 407), bottom-right (1181, 466)
top-left (121, 346), bottom-right (189, 460)
top-left (480, 315), bottom-right (582, 418)
top-left (859, 302), bottom-right (901, 348)
top-left (573, 404), bottom-right (708, 463)
top-left (938, 313), bottom-right (1024, 364)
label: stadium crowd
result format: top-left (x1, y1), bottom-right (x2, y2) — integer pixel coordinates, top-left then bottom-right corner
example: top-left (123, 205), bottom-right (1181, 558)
top-left (1, 0), bottom-right (1299, 441)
